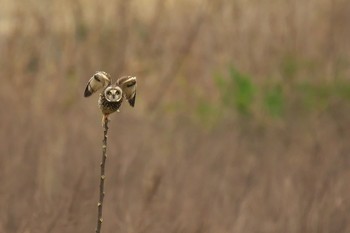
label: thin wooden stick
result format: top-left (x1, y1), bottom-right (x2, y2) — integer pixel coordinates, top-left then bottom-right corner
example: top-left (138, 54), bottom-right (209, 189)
top-left (96, 117), bottom-right (109, 233)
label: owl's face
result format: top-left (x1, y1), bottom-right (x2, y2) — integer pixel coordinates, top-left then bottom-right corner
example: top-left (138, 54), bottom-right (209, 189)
top-left (104, 86), bottom-right (123, 102)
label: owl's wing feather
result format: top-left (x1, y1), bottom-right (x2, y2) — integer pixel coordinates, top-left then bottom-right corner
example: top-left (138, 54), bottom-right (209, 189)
top-left (128, 92), bottom-right (136, 107)
top-left (116, 76), bottom-right (137, 107)
top-left (84, 81), bottom-right (94, 97)
top-left (84, 72), bottom-right (111, 97)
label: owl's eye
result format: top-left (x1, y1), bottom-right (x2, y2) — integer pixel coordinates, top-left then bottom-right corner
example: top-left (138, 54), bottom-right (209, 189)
top-left (116, 91), bottom-right (120, 95)
top-left (106, 91), bottom-right (111, 95)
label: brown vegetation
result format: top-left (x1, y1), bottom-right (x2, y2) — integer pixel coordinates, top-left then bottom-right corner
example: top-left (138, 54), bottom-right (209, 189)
top-left (1, 0), bottom-right (350, 232)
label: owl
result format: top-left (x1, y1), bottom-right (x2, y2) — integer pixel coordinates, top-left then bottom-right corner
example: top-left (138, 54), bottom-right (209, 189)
top-left (84, 71), bottom-right (137, 122)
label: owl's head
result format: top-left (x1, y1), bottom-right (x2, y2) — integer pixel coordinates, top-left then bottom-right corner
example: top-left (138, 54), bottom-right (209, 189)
top-left (104, 86), bottom-right (123, 102)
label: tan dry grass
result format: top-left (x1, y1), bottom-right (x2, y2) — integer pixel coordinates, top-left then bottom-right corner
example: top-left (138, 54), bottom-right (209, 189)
top-left (1, 0), bottom-right (350, 232)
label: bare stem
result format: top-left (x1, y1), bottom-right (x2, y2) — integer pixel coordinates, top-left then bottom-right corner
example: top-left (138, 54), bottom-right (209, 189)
top-left (96, 117), bottom-right (109, 233)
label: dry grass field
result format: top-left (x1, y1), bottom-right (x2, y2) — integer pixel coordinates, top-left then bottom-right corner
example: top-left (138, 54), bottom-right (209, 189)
top-left (1, 0), bottom-right (350, 232)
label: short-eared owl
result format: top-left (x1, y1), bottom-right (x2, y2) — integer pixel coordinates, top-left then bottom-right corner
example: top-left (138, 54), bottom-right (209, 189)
top-left (84, 71), bottom-right (137, 122)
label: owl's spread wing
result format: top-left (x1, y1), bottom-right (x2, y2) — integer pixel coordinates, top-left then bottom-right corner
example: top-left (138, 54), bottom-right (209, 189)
top-left (116, 76), bottom-right (137, 107)
top-left (84, 71), bottom-right (111, 97)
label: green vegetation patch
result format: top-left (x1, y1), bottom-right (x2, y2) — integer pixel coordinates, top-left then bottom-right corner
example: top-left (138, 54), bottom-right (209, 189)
top-left (263, 85), bottom-right (284, 117)
top-left (214, 66), bottom-right (255, 115)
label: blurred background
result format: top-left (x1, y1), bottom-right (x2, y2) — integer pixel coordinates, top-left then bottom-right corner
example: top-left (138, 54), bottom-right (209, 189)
top-left (1, 0), bottom-right (350, 232)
